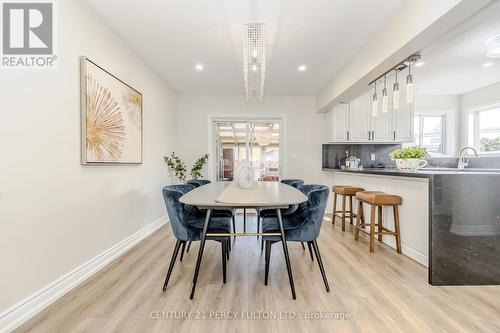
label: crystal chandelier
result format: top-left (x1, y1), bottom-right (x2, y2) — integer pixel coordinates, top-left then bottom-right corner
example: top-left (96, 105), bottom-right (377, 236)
top-left (243, 23), bottom-right (265, 101)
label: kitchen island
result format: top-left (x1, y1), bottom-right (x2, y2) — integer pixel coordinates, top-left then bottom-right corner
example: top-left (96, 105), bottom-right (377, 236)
top-left (326, 167), bottom-right (500, 286)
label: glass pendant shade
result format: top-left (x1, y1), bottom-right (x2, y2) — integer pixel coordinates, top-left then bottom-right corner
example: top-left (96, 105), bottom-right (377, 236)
top-left (382, 87), bottom-right (388, 113)
top-left (372, 92), bottom-right (378, 117)
top-left (406, 73), bottom-right (414, 103)
top-left (393, 81), bottom-right (400, 110)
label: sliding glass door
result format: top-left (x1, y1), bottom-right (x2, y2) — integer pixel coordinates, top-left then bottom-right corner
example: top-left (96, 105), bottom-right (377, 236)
top-left (214, 119), bottom-right (281, 181)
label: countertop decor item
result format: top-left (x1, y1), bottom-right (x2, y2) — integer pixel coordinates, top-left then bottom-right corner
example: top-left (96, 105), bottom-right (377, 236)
top-left (390, 146), bottom-right (428, 172)
top-left (346, 156), bottom-right (360, 169)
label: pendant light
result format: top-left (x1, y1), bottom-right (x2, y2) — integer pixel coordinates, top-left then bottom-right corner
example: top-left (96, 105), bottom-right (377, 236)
top-left (372, 81), bottom-right (378, 117)
top-left (393, 70), bottom-right (400, 110)
top-left (406, 61), bottom-right (414, 103)
top-left (382, 75), bottom-right (388, 113)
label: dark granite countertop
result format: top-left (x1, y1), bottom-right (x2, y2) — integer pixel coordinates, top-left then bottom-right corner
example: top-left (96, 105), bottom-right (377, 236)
top-left (323, 167), bottom-right (500, 177)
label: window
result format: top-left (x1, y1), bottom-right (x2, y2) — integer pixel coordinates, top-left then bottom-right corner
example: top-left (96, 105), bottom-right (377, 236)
top-left (468, 104), bottom-right (500, 155)
top-left (413, 115), bottom-right (446, 154)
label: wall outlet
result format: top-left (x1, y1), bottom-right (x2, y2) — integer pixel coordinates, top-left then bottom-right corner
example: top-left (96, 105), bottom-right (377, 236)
top-left (370, 153), bottom-right (376, 161)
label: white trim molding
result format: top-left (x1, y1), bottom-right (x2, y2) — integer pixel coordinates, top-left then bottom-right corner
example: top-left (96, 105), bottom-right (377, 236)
top-left (0, 216), bottom-right (168, 333)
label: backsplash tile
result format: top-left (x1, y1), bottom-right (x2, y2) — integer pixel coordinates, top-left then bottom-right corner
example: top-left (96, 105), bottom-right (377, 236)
top-left (322, 144), bottom-right (401, 169)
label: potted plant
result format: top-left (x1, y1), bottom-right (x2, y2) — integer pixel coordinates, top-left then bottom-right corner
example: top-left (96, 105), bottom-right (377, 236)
top-left (164, 153), bottom-right (210, 183)
top-left (346, 155), bottom-right (360, 169)
top-left (389, 147), bottom-right (429, 172)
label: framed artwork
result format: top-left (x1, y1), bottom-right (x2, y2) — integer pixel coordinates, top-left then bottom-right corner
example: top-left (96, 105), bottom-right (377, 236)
top-left (80, 57), bottom-right (143, 164)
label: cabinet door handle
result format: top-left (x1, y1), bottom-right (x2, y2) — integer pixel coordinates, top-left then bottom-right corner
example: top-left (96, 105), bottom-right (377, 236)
top-left (347, 131), bottom-right (350, 141)
top-left (393, 131), bottom-right (396, 140)
top-left (368, 131), bottom-right (371, 141)
top-left (371, 131), bottom-right (374, 140)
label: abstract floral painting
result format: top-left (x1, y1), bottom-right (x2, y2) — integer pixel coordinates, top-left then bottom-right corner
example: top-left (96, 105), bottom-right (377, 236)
top-left (81, 57), bottom-right (142, 164)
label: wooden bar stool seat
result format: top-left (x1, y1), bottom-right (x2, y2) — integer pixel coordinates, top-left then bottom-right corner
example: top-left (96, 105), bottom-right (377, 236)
top-left (354, 191), bottom-right (402, 253)
top-left (331, 185), bottom-right (365, 231)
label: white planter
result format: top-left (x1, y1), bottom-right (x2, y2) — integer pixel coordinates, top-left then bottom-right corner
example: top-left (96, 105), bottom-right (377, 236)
top-left (395, 158), bottom-right (428, 172)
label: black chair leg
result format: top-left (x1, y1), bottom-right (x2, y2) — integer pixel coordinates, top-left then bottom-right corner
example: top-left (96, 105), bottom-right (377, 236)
top-left (257, 214), bottom-right (260, 240)
top-left (307, 242), bottom-right (314, 261)
top-left (265, 240), bottom-right (271, 286)
top-left (186, 241), bottom-right (192, 253)
top-left (221, 240), bottom-right (227, 284)
top-left (190, 209), bottom-right (211, 300)
top-left (179, 241), bottom-right (186, 261)
top-left (261, 237), bottom-right (264, 252)
top-left (162, 239), bottom-right (182, 292)
top-left (232, 216), bottom-right (236, 242)
top-left (243, 208), bottom-right (246, 233)
top-left (226, 238), bottom-right (230, 261)
top-left (312, 240), bottom-right (330, 292)
top-left (301, 242), bottom-right (306, 250)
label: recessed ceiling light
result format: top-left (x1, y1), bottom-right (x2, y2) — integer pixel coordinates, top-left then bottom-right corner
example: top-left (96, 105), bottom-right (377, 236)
top-left (298, 65), bottom-right (307, 72)
top-left (195, 63), bottom-right (204, 71)
top-left (482, 62), bottom-right (494, 68)
top-left (414, 61), bottom-right (425, 67)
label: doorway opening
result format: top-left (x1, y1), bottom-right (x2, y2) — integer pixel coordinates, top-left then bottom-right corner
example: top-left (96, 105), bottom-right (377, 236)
top-left (212, 118), bottom-right (283, 181)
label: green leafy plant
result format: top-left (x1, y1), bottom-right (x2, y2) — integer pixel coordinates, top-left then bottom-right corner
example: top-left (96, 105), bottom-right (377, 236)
top-left (164, 152), bottom-right (187, 182)
top-left (389, 146), bottom-right (429, 160)
top-left (190, 153), bottom-right (209, 180)
top-left (347, 156), bottom-right (359, 161)
top-left (164, 153), bottom-right (210, 182)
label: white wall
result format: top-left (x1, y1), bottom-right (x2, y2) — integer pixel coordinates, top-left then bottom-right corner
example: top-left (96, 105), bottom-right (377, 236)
top-left (0, 0), bottom-right (176, 313)
top-left (176, 94), bottom-right (334, 187)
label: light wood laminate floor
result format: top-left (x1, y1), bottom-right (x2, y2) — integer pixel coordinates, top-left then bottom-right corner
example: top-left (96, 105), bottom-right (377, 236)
top-left (15, 214), bottom-right (500, 333)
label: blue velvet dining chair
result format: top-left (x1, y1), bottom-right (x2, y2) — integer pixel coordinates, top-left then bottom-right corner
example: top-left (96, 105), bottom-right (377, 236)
top-left (261, 184), bottom-right (330, 292)
top-left (184, 179), bottom-right (236, 250)
top-left (161, 185), bottom-right (232, 292)
top-left (186, 179), bottom-right (211, 187)
top-left (257, 179), bottom-right (305, 249)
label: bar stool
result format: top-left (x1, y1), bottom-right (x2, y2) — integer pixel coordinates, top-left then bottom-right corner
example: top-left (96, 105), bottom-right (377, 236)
top-left (354, 191), bottom-right (402, 253)
top-left (331, 185), bottom-right (365, 231)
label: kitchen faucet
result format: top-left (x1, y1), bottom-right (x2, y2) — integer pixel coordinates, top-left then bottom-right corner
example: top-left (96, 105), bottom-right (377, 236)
top-left (458, 147), bottom-right (478, 170)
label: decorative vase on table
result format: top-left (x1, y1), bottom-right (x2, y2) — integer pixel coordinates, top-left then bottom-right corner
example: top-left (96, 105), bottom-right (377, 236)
top-left (389, 147), bottom-right (429, 172)
top-left (234, 160), bottom-right (255, 189)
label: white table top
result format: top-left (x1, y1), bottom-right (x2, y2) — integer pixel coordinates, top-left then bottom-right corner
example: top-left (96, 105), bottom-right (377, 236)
top-left (180, 181), bottom-right (308, 208)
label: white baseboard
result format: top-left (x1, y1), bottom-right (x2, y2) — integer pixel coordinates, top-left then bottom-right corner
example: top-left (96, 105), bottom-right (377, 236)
top-left (382, 238), bottom-right (429, 267)
top-left (0, 216), bottom-right (168, 333)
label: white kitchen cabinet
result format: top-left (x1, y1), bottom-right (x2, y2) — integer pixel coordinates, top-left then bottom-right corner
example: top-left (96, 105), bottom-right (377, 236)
top-left (371, 93), bottom-right (393, 142)
top-left (333, 103), bottom-right (349, 142)
top-left (349, 93), bottom-right (371, 141)
top-left (393, 89), bottom-right (414, 142)
top-left (325, 85), bottom-right (414, 143)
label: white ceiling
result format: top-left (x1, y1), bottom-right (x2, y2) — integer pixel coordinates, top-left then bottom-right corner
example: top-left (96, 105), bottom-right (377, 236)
top-left (415, 1), bottom-right (500, 96)
top-left (83, 0), bottom-right (406, 95)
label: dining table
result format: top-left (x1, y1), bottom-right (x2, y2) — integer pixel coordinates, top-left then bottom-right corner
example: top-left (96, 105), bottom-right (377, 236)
top-left (179, 181), bottom-right (308, 299)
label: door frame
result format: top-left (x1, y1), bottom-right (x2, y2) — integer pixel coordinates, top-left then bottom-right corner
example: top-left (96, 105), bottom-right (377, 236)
top-left (208, 115), bottom-right (287, 181)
